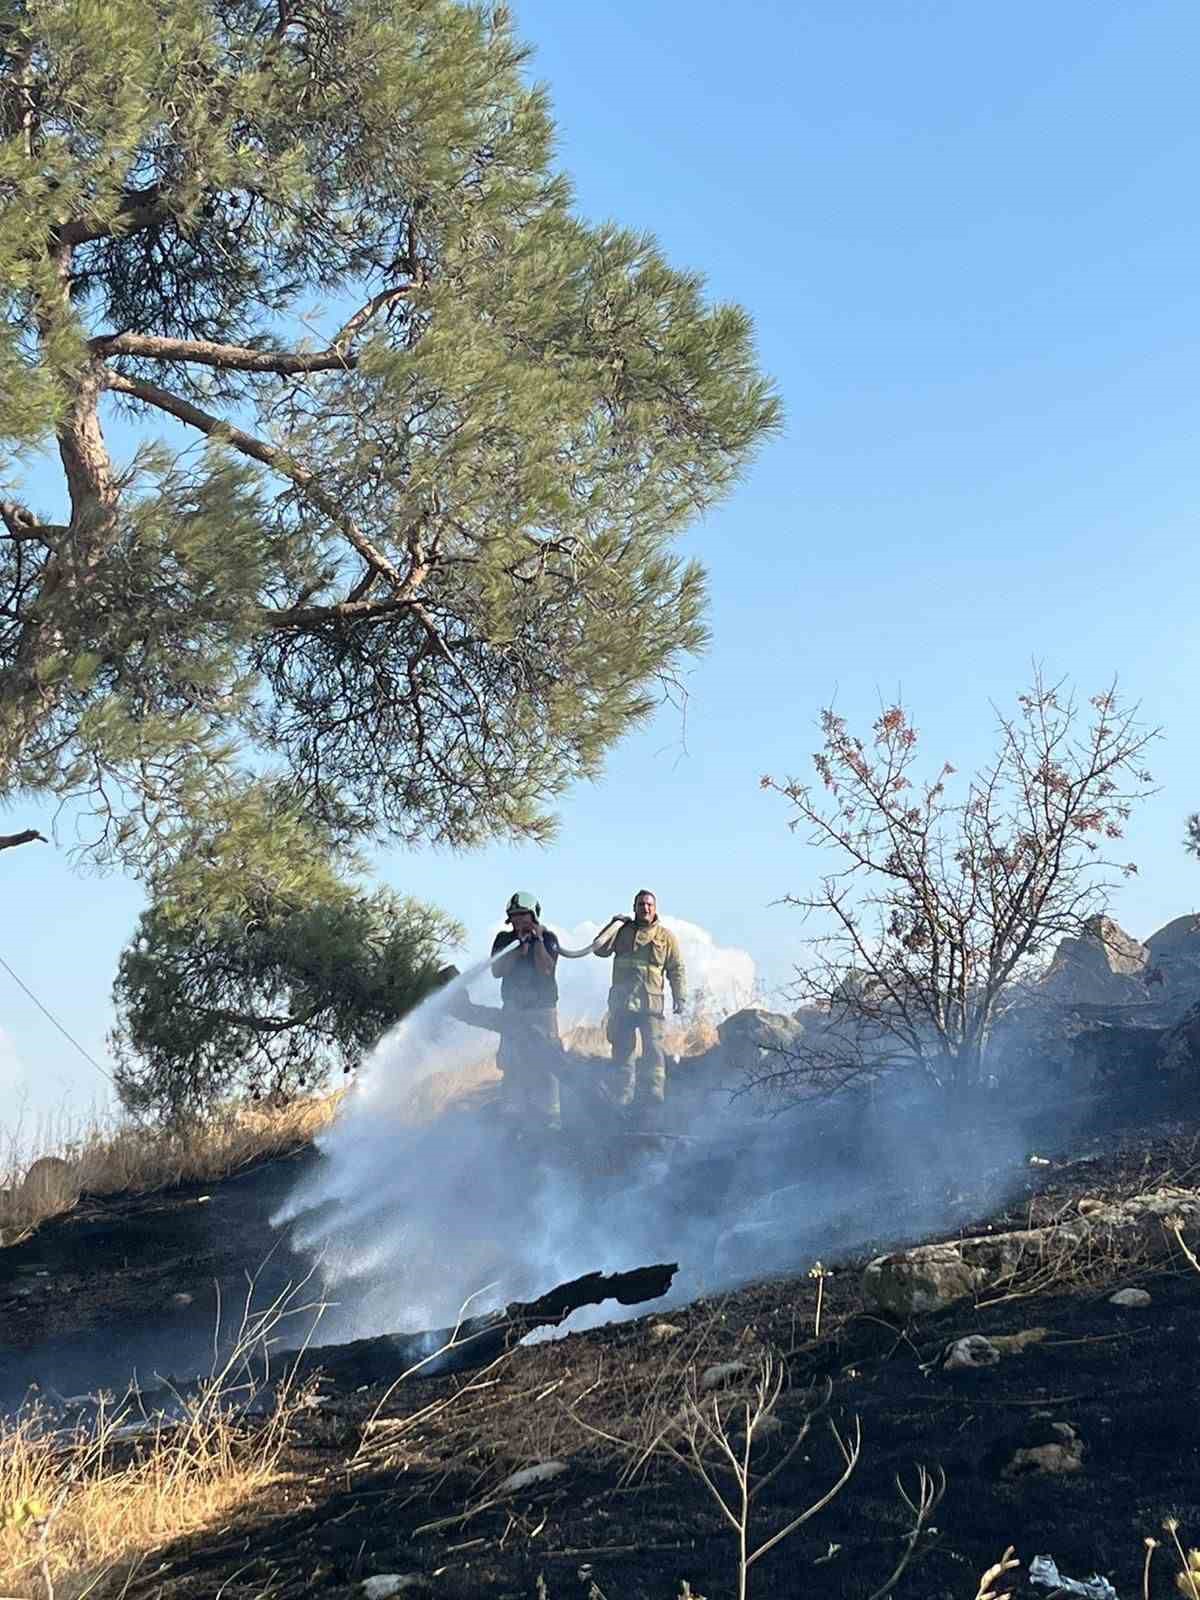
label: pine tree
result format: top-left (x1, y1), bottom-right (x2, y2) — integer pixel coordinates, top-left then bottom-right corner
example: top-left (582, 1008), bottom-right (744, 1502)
top-left (0, 0), bottom-right (779, 874)
top-left (111, 807), bottom-right (461, 1118)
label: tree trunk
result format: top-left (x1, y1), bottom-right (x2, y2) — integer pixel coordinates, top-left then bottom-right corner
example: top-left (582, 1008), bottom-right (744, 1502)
top-left (2, 248), bottom-right (120, 779)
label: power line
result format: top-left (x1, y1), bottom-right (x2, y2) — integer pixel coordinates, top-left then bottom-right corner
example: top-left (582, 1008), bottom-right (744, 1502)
top-left (0, 950), bottom-right (118, 1088)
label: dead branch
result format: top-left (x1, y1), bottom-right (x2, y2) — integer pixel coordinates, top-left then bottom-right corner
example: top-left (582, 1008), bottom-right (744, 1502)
top-left (0, 827), bottom-right (46, 852)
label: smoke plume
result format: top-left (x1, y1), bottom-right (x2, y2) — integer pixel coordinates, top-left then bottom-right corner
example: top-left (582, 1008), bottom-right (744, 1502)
top-left (275, 926), bottom-right (1029, 1349)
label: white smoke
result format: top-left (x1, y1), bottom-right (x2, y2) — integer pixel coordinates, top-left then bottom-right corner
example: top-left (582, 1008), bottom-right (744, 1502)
top-left (274, 923), bottom-right (1028, 1352)
top-left (273, 922), bottom-right (764, 1343)
top-left (547, 915), bottom-right (758, 1026)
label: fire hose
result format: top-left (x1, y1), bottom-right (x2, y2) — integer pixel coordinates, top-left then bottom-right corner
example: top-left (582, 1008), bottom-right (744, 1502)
top-left (473, 915), bottom-right (631, 967)
top-left (431, 916), bottom-right (630, 1032)
top-left (432, 916), bottom-right (629, 1004)
top-left (548, 915), bottom-right (629, 961)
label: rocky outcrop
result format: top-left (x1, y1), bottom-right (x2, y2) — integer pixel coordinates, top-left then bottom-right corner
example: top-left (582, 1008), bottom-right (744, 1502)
top-left (863, 1186), bottom-right (1200, 1317)
top-left (1002, 1420), bottom-right (1083, 1478)
top-left (1039, 915), bottom-right (1149, 1006)
top-left (668, 1007), bottom-right (809, 1104)
top-left (1146, 912), bottom-right (1200, 968)
top-left (715, 1008), bottom-right (806, 1061)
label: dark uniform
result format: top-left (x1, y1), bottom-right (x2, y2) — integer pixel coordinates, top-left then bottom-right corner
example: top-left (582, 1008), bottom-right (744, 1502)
top-left (490, 926), bottom-right (564, 1128)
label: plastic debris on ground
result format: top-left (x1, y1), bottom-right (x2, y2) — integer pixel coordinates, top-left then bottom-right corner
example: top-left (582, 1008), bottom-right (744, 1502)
top-left (1029, 1554), bottom-right (1120, 1600)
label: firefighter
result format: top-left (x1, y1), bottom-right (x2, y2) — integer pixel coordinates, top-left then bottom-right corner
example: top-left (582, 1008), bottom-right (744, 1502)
top-left (593, 889), bottom-right (687, 1117)
top-left (489, 892), bottom-right (564, 1130)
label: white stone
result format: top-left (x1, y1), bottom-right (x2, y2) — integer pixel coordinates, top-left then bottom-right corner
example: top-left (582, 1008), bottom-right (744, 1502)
top-left (497, 1461), bottom-right (567, 1494)
top-left (1109, 1287), bottom-right (1151, 1308)
top-left (943, 1335), bottom-right (1001, 1371)
top-left (700, 1361), bottom-right (750, 1392)
top-left (363, 1577), bottom-right (424, 1599)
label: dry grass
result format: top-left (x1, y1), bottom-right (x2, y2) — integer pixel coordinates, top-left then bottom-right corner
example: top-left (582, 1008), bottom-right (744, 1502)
top-left (0, 1401), bottom-right (291, 1600)
top-left (394, 1058), bottom-right (502, 1127)
top-left (0, 1277), bottom-right (318, 1600)
top-left (0, 1096), bottom-right (343, 1248)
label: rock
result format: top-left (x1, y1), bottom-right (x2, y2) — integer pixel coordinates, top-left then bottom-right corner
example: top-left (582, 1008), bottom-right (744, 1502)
top-left (649, 1322), bottom-right (683, 1343)
top-left (1040, 916), bottom-right (1149, 1004)
top-left (496, 1461), bottom-right (567, 1494)
top-left (864, 1187), bottom-right (1200, 1316)
top-left (990, 1327), bottom-right (1048, 1355)
top-left (1068, 1018), bottom-right (1166, 1089)
top-left (863, 1243), bottom-right (986, 1316)
top-left (363, 1578), bottom-right (424, 1599)
top-left (1146, 913), bottom-right (1200, 968)
top-left (716, 1008), bottom-right (805, 1061)
top-left (1003, 1421), bottom-right (1083, 1478)
top-left (941, 1328), bottom-right (1047, 1369)
top-left (700, 1361), bottom-right (750, 1392)
top-left (666, 1012), bottom-right (804, 1102)
top-left (1085, 916), bottom-right (1149, 976)
top-left (830, 969), bottom-right (885, 1004)
top-left (20, 1156), bottom-right (77, 1212)
top-left (1109, 1287), bottom-right (1151, 1308)
top-left (944, 1335), bottom-right (1001, 1371)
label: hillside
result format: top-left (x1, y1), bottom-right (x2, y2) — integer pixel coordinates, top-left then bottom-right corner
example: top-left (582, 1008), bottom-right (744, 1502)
top-left (2, 1104), bottom-right (1199, 1600)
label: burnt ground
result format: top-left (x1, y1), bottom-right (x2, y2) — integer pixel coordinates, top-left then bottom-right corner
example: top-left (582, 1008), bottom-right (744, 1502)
top-left (3, 1111), bottom-right (1200, 1600)
top-left (0, 1147), bottom-right (323, 1407)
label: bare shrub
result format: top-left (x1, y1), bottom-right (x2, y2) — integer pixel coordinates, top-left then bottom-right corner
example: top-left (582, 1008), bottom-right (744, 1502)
top-left (659, 1354), bottom-right (861, 1600)
top-left (759, 673), bottom-right (1157, 1106)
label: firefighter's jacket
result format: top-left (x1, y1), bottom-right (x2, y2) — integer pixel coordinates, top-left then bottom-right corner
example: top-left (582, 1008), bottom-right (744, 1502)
top-left (598, 919), bottom-right (687, 1017)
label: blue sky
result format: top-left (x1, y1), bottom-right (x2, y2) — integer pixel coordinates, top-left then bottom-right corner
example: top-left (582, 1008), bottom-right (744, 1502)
top-left (3, 0), bottom-right (1199, 1120)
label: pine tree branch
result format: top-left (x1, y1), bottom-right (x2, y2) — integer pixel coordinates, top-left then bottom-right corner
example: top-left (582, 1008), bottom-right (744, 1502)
top-left (197, 1000), bottom-right (324, 1033)
top-left (90, 282), bottom-right (415, 370)
top-left (91, 332), bottom-right (362, 374)
top-left (56, 184), bottom-right (169, 247)
top-left (0, 502), bottom-right (65, 542)
top-left (264, 596), bottom-right (426, 630)
top-left (0, 828), bottom-right (46, 851)
top-left (333, 284), bottom-right (416, 349)
top-left (102, 367), bottom-right (408, 590)
top-left (101, 367), bottom-right (459, 661)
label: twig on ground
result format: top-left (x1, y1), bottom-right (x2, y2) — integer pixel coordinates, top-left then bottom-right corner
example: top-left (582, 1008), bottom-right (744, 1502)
top-left (974, 1545), bottom-right (1020, 1600)
top-left (861, 1463), bottom-right (945, 1600)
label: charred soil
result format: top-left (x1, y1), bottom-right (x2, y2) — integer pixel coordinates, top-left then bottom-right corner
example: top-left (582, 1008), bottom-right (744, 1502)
top-left (3, 1117), bottom-right (1200, 1599)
